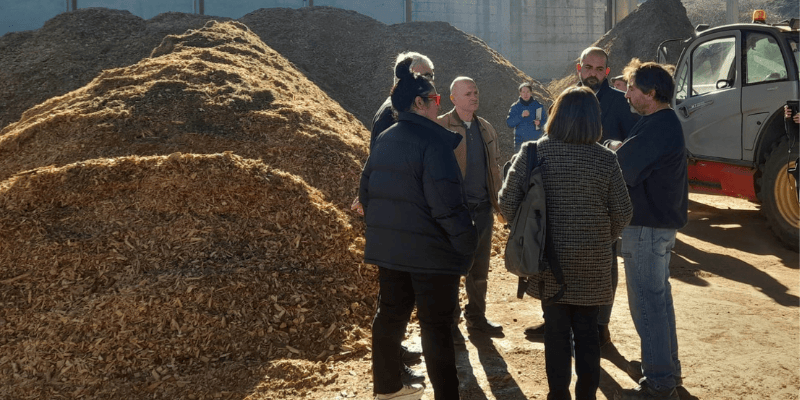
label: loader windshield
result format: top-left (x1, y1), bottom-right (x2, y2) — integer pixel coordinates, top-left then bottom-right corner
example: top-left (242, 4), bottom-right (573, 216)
top-left (744, 32), bottom-right (788, 84)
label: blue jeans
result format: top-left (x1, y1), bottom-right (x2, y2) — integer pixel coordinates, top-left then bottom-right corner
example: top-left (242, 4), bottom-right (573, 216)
top-left (621, 226), bottom-right (681, 392)
top-left (372, 267), bottom-right (461, 399)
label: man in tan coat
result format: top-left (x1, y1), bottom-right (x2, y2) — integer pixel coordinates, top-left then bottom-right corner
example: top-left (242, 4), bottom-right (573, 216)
top-left (438, 76), bottom-right (504, 344)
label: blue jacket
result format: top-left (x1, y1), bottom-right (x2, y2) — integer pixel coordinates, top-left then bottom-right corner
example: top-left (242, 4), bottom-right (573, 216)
top-left (506, 98), bottom-right (547, 152)
top-left (359, 112), bottom-right (478, 275)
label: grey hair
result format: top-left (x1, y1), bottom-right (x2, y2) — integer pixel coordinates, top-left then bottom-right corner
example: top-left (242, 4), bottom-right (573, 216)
top-left (392, 52), bottom-right (434, 84)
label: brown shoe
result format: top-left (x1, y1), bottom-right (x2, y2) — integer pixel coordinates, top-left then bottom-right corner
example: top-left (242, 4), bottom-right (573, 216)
top-left (466, 318), bottom-right (504, 336)
top-left (626, 361), bottom-right (683, 386)
top-left (524, 322), bottom-right (545, 337)
top-left (615, 380), bottom-right (678, 400)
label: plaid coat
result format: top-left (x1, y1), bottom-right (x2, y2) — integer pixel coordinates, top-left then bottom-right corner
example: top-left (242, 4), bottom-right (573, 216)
top-left (498, 137), bottom-right (632, 306)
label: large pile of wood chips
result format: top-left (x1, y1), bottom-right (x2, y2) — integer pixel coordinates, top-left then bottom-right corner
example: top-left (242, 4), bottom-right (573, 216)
top-left (1, 7), bottom-right (553, 168)
top-left (547, 0), bottom-right (695, 95)
top-left (0, 20), bottom-right (375, 399)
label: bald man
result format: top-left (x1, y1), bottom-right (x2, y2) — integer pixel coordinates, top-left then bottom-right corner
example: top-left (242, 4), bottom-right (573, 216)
top-left (438, 77), bottom-right (504, 344)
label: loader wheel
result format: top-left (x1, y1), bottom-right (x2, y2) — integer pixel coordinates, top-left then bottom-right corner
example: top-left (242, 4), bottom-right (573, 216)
top-left (761, 137), bottom-right (799, 251)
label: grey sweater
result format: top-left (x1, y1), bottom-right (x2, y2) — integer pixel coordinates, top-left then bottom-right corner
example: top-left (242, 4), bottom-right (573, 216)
top-left (499, 137), bottom-right (632, 306)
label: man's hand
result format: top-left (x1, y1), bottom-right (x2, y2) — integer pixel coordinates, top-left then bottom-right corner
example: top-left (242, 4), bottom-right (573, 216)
top-left (786, 105), bottom-right (800, 124)
top-left (606, 140), bottom-right (623, 151)
top-left (522, 110), bottom-right (530, 118)
top-left (350, 197), bottom-right (364, 216)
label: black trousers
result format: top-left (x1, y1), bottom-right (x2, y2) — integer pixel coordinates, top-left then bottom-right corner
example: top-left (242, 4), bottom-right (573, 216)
top-left (372, 267), bottom-right (461, 400)
top-left (543, 303), bottom-right (600, 400)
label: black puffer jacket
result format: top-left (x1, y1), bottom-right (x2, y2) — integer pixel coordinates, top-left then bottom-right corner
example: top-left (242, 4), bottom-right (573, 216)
top-left (359, 112), bottom-right (478, 275)
top-left (369, 96), bottom-right (394, 151)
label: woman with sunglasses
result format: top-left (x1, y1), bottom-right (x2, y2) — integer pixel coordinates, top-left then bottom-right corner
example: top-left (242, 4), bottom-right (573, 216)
top-left (359, 57), bottom-right (477, 400)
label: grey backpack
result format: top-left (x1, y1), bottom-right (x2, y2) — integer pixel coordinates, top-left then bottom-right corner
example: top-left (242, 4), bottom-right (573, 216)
top-left (504, 144), bottom-right (565, 303)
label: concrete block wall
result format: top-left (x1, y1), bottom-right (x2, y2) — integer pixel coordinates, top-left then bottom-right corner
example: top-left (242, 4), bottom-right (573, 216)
top-left (2, 0), bottom-right (611, 81)
top-left (413, 0), bottom-right (608, 80)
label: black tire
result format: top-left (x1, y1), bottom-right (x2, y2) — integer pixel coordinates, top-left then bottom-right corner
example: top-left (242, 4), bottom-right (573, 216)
top-left (761, 137), bottom-right (799, 251)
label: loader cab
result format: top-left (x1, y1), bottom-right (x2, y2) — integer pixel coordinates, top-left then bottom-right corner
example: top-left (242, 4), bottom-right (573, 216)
top-left (659, 19), bottom-right (798, 164)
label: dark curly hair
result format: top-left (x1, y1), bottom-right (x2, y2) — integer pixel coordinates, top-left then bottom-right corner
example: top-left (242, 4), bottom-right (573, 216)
top-left (623, 58), bottom-right (675, 104)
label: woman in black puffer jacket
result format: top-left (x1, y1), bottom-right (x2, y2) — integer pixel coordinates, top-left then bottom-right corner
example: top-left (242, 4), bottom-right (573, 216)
top-left (359, 57), bottom-right (477, 400)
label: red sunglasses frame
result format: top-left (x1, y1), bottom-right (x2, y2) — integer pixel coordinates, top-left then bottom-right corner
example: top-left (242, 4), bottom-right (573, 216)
top-left (425, 94), bottom-right (441, 106)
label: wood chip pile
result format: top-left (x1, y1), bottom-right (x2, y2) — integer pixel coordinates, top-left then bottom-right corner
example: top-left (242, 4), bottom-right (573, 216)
top-left (547, 0), bottom-right (695, 96)
top-left (0, 8), bottom-right (225, 133)
top-left (0, 20), bottom-right (376, 400)
top-left (241, 6), bottom-right (552, 164)
top-left (0, 19), bottom-right (367, 208)
top-left (1, 7), bottom-right (552, 168)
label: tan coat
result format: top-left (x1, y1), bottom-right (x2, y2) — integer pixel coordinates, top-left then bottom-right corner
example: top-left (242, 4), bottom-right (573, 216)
top-left (437, 108), bottom-right (504, 223)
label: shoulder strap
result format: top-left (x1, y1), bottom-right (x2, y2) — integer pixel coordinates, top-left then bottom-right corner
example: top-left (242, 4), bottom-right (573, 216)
top-left (516, 143), bottom-right (539, 298)
top-left (525, 142), bottom-right (538, 182)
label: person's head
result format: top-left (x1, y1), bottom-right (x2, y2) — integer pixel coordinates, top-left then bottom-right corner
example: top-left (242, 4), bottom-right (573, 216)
top-left (518, 82), bottom-right (533, 101)
top-left (392, 52), bottom-right (434, 84)
top-left (450, 77), bottom-right (479, 116)
top-left (391, 57), bottom-right (439, 120)
top-left (544, 86), bottom-right (602, 145)
top-left (623, 58), bottom-right (675, 115)
top-left (610, 75), bottom-right (627, 92)
top-left (577, 47), bottom-right (610, 91)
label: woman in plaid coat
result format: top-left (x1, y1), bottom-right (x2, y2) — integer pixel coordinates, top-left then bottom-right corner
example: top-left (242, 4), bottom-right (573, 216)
top-left (499, 86), bottom-right (632, 400)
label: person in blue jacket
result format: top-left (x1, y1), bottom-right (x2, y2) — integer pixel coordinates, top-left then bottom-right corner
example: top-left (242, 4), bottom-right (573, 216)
top-left (506, 82), bottom-right (547, 152)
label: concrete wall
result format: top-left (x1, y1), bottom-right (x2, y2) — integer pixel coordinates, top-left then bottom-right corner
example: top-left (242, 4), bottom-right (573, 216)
top-left (413, 0), bottom-right (609, 80)
top-left (0, 0), bottom-right (634, 80)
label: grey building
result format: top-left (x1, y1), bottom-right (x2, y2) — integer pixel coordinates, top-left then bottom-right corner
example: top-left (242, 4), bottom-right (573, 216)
top-left (0, 0), bottom-right (637, 80)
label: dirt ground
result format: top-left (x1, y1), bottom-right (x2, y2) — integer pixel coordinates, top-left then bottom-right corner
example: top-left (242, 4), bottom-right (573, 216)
top-left (264, 192), bottom-right (799, 400)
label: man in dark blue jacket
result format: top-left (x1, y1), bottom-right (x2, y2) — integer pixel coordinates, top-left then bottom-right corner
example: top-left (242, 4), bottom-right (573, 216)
top-left (576, 47), bottom-right (639, 143)
top-left (613, 60), bottom-right (688, 400)
top-left (577, 47), bottom-right (640, 347)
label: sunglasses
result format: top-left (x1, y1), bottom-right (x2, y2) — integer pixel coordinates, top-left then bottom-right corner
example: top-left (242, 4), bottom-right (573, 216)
top-left (425, 94), bottom-right (441, 106)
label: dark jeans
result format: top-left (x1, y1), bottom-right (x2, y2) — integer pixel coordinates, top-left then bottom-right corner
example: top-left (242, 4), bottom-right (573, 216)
top-left (373, 267), bottom-right (461, 399)
top-left (597, 241), bottom-right (619, 326)
top-left (543, 303), bottom-right (600, 400)
top-left (456, 202), bottom-right (493, 323)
